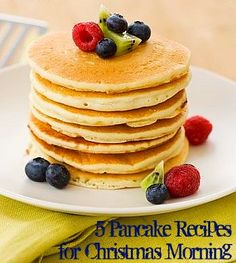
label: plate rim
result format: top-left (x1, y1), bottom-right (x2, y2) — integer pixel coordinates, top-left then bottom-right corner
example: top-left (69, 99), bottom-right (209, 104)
top-left (0, 185), bottom-right (235, 216)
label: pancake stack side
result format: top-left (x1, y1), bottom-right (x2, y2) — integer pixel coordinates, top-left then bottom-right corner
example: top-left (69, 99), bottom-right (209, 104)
top-left (27, 32), bottom-right (191, 189)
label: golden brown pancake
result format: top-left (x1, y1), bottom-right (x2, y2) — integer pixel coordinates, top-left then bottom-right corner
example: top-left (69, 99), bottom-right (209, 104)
top-left (31, 70), bottom-right (191, 111)
top-left (30, 127), bottom-right (185, 174)
top-left (27, 32), bottom-right (191, 93)
top-left (29, 113), bottom-right (179, 154)
top-left (31, 106), bottom-right (188, 143)
top-left (30, 89), bottom-right (187, 127)
top-left (27, 30), bottom-right (191, 190)
top-left (29, 138), bottom-right (189, 189)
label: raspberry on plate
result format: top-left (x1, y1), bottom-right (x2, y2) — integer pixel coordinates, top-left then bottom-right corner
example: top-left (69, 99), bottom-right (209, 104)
top-left (184, 115), bottom-right (213, 145)
top-left (165, 164), bottom-right (200, 197)
top-left (72, 22), bottom-right (104, 52)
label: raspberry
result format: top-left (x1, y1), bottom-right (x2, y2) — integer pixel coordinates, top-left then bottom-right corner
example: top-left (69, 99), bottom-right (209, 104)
top-left (72, 22), bottom-right (103, 52)
top-left (165, 164), bottom-right (200, 197)
top-left (184, 115), bottom-right (213, 145)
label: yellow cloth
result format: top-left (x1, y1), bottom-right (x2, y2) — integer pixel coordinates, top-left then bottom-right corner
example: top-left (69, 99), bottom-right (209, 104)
top-left (0, 193), bottom-right (235, 263)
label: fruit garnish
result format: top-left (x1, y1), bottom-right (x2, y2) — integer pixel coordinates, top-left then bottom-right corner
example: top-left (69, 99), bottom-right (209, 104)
top-left (46, 164), bottom-right (70, 189)
top-left (96, 38), bottom-right (117, 58)
top-left (99, 5), bottom-right (142, 56)
top-left (72, 22), bottom-right (104, 52)
top-left (146, 184), bottom-right (169, 205)
top-left (165, 164), bottom-right (200, 197)
top-left (25, 157), bottom-right (50, 182)
top-left (127, 21), bottom-right (151, 43)
top-left (106, 13), bottom-right (128, 34)
top-left (184, 115), bottom-right (213, 145)
top-left (25, 157), bottom-right (71, 189)
top-left (140, 161), bottom-right (169, 205)
top-left (140, 160), bottom-right (164, 190)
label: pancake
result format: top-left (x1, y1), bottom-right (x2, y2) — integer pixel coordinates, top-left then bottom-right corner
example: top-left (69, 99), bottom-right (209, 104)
top-left (29, 113), bottom-right (179, 154)
top-left (31, 70), bottom-right (190, 111)
top-left (29, 138), bottom-right (189, 189)
top-left (27, 32), bottom-right (191, 93)
top-left (30, 127), bottom-right (185, 174)
top-left (30, 89), bottom-right (187, 127)
top-left (31, 106), bottom-right (188, 143)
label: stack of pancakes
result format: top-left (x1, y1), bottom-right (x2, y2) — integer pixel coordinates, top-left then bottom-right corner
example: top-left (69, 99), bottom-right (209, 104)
top-left (27, 32), bottom-right (191, 189)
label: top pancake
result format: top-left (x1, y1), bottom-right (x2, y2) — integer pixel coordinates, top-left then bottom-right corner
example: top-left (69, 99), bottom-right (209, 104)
top-left (27, 32), bottom-right (191, 93)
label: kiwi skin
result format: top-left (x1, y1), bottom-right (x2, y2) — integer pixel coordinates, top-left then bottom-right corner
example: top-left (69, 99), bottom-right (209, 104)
top-left (99, 5), bottom-right (142, 56)
top-left (140, 161), bottom-right (165, 190)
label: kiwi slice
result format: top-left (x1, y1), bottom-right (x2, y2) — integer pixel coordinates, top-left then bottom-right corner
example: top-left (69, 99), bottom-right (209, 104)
top-left (140, 161), bottom-right (164, 190)
top-left (99, 5), bottom-right (142, 56)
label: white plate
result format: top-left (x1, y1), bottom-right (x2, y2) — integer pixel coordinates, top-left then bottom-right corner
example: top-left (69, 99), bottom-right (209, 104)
top-left (0, 65), bottom-right (236, 216)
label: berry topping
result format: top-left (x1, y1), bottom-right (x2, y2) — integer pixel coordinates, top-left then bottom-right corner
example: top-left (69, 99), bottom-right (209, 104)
top-left (127, 21), bottom-right (151, 43)
top-left (96, 38), bottom-right (117, 58)
top-left (99, 5), bottom-right (142, 56)
top-left (184, 115), bottom-right (213, 145)
top-left (46, 164), bottom-right (70, 189)
top-left (25, 157), bottom-right (50, 182)
top-left (165, 164), bottom-right (200, 197)
top-left (146, 184), bottom-right (169, 204)
top-left (106, 13), bottom-right (128, 34)
top-left (141, 161), bottom-right (169, 204)
top-left (72, 22), bottom-right (104, 52)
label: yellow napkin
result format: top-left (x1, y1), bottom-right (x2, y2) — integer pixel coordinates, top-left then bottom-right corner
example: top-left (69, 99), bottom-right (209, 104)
top-left (0, 195), bottom-right (109, 263)
top-left (0, 193), bottom-right (235, 263)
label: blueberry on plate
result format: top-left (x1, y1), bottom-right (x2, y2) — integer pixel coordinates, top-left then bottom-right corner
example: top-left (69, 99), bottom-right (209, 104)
top-left (46, 164), bottom-right (70, 189)
top-left (25, 157), bottom-right (50, 182)
top-left (127, 21), bottom-right (151, 43)
top-left (96, 38), bottom-right (117, 58)
top-left (146, 183), bottom-right (169, 204)
top-left (106, 13), bottom-right (128, 34)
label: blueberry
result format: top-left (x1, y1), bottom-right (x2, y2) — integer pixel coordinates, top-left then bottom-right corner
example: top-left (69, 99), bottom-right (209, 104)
top-left (106, 13), bottom-right (128, 34)
top-left (25, 157), bottom-right (50, 182)
top-left (46, 164), bottom-right (70, 189)
top-left (96, 38), bottom-right (117, 58)
top-left (146, 184), bottom-right (169, 204)
top-left (127, 21), bottom-right (151, 43)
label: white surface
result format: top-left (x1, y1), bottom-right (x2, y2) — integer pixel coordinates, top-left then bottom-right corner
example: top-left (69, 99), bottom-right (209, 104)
top-left (0, 65), bottom-right (235, 216)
